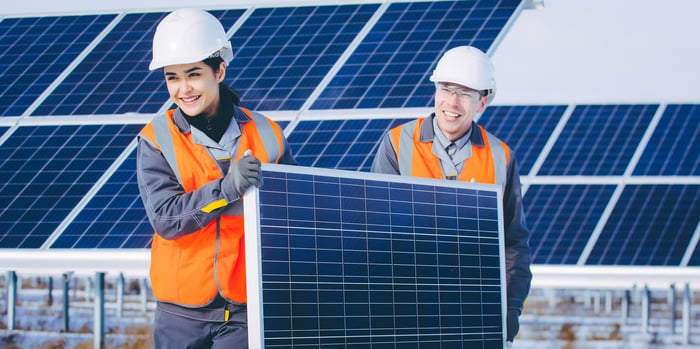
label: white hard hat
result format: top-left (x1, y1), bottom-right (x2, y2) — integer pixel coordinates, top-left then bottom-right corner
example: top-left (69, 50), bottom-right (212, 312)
top-left (149, 8), bottom-right (233, 70)
top-left (429, 46), bottom-right (496, 104)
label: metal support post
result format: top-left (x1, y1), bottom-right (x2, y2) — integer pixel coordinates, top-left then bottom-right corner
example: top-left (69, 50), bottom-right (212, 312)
top-left (116, 273), bottom-right (124, 321)
top-left (621, 289), bottom-right (630, 324)
top-left (94, 272), bottom-right (105, 349)
top-left (140, 278), bottom-right (148, 312)
top-left (605, 290), bottom-right (613, 314)
top-left (670, 283), bottom-right (677, 335)
top-left (682, 283), bottom-right (690, 345)
top-left (6, 271), bottom-right (17, 330)
top-left (62, 273), bottom-right (71, 332)
top-left (86, 276), bottom-right (92, 303)
top-left (642, 285), bottom-right (650, 334)
top-left (47, 276), bottom-right (53, 306)
top-left (593, 291), bottom-right (601, 313)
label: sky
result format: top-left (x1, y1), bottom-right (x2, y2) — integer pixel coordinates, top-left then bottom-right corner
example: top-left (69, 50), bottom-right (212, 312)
top-left (2, 0), bottom-right (700, 106)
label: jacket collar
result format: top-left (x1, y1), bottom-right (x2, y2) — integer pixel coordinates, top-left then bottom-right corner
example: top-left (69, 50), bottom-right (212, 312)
top-left (170, 103), bottom-right (252, 136)
top-left (420, 113), bottom-right (485, 147)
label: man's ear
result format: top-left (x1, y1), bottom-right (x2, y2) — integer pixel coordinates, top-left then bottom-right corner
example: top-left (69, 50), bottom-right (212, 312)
top-left (477, 96), bottom-right (487, 112)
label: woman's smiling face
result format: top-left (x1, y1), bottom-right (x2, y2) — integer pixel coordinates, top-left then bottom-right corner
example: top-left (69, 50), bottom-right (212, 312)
top-left (163, 61), bottom-right (225, 118)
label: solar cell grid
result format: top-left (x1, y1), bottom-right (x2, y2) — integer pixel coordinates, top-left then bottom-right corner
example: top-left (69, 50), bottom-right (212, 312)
top-left (32, 10), bottom-right (245, 116)
top-left (312, 0), bottom-right (520, 110)
top-left (586, 184), bottom-right (700, 266)
top-left (479, 105), bottom-right (567, 174)
top-left (633, 104), bottom-right (700, 176)
top-left (0, 14), bottom-right (115, 117)
top-left (229, 4), bottom-right (379, 111)
top-left (51, 150), bottom-right (153, 249)
top-left (246, 164), bottom-right (506, 348)
top-left (524, 184), bottom-right (616, 264)
top-left (538, 104), bottom-right (658, 176)
top-left (0, 124), bottom-right (142, 248)
top-left (286, 117), bottom-right (409, 171)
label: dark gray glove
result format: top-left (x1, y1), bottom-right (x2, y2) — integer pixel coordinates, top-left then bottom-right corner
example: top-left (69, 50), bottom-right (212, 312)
top-left (228, 154), bottom-right (262, 197)
top-left (506, 308), bottom-right (520, 343)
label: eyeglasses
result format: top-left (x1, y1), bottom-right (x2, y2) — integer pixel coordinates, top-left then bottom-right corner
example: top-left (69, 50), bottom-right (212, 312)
top-left (435, 83), bottom-right (481, 103)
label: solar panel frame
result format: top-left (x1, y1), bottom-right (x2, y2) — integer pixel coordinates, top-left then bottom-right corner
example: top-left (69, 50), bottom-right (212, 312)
top-left (244, 163), bottom-right (507, 348)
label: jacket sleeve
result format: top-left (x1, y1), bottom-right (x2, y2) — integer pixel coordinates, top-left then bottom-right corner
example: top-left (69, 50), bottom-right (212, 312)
top-left (136, 136), bottom-right (234, 240)
top-left (503, 152), bottom-right (533, 311)
top-left (371, 131), bottom-right (400, 174)
top-left (278, 133), bottom-right (298, 166)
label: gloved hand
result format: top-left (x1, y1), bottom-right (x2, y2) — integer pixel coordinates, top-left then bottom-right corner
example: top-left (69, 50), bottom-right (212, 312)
top-left (228, 154), bottom-right (262, 197)
top-left (506, 308), bottom-right (520, 343)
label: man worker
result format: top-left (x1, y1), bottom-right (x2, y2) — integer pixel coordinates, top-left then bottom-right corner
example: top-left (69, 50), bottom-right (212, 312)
top-left (371, 45), bottom-right (532, 345)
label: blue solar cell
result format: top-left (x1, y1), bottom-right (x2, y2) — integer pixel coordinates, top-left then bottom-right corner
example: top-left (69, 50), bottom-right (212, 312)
top-left (0, 15), bottom-right (115, 117)
top-left (249, 165), bottom-right (505, 347)
top-left (479, 105), bottom-right (567, 174)
top-left (228, 4), bottom-right (378, 111)
top-left (524, 184), bottom-right (616, 264)
top-left (32, 10), bottom-right (244, 116)
top-left (312, 0), bottom-right (520, 110)
top-left (689, 245), bottom-right (700, 266)
top-left (538, 105), bottom-right (658, 176)
top-left (287, 117), bottom-right (409, 171)
top-left (586, 184), bottom-right (700, 266)
top-left (0, 124), bottom-right (142, 248)
top-left (633, 104), bottom-right (700, 176)
top-left (51, 150), bottom-right (153, 249)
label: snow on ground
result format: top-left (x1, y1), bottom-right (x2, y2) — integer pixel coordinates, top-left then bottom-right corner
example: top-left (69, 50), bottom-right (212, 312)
top-left (1, 277), bottom-right (699, 348)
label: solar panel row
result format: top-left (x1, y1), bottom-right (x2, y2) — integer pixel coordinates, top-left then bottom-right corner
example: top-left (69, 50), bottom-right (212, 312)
top-left (0, 1), bottom-right (697, 269)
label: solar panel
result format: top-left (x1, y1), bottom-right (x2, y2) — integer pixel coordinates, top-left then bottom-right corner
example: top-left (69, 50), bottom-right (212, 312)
top-left (0, 124), bottom-right (142, 248)
top-left (633, 104), bottom-right (700, 176)
top-left (311, 0), bottom-right (520, 110)
top-left (32, 10), bottom-right (244, 116)
top-left (586, 184), bottom-right (700, 266)
top-left (50, 150), bottom-right (153, 249)
top-left (538, 104), bottom-right (658, 176)
top-left (524, 184), bottom-right (616, 264)
top-left (0, 14), bottom-right (115, 117)
top-left (244, 164), bottom-right (506, 348)
top-left (228, 4), bottom-right (379, 111)
top-left (286, 117), bottom-right (409, 171)
top-left (479, 105), bottom-right (566, 175)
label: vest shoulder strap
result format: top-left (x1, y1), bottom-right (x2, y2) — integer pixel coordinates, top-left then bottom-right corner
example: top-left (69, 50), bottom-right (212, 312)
top-left (149, 112), bottom-right (183, 185)
top-left (240, 107), bottom-right (282, 163)
top-left (481, 126), bottom-right (508, 187)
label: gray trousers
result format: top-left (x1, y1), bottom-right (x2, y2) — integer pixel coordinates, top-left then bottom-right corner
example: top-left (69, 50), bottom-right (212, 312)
top-left (153, 303), bottom-right (248, 348)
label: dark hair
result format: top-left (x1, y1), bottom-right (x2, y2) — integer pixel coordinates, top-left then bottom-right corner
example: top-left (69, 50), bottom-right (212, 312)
top-left (202, 56), bottom-right (242, 106)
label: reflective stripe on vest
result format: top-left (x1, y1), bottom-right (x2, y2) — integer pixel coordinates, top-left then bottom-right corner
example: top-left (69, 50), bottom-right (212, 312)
top-left (393, 120), bottom-right (508, 188)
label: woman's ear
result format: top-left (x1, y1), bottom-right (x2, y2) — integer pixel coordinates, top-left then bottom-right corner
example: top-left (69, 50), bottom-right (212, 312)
top-left (216, 62), bottom-right (226, 83)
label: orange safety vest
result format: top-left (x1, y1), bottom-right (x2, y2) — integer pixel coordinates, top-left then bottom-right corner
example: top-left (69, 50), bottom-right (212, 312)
top-left (389, 118), bottom-right (509, 186)
top-left (139, 108), bottom-right (284, 306)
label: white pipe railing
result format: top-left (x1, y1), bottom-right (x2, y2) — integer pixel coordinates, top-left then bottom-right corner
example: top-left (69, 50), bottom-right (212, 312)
top-left (1, 249), bottom-right (699, 289)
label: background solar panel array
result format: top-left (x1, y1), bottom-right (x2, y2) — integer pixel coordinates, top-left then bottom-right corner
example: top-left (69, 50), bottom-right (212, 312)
top-left (247, 165), bottom-right (505, 348)
top-left (0, 0), bottom-right (698, 269)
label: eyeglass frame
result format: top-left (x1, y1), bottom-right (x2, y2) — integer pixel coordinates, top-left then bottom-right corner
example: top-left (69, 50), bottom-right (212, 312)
top-left (434, 82), bottom-right (483, 103)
